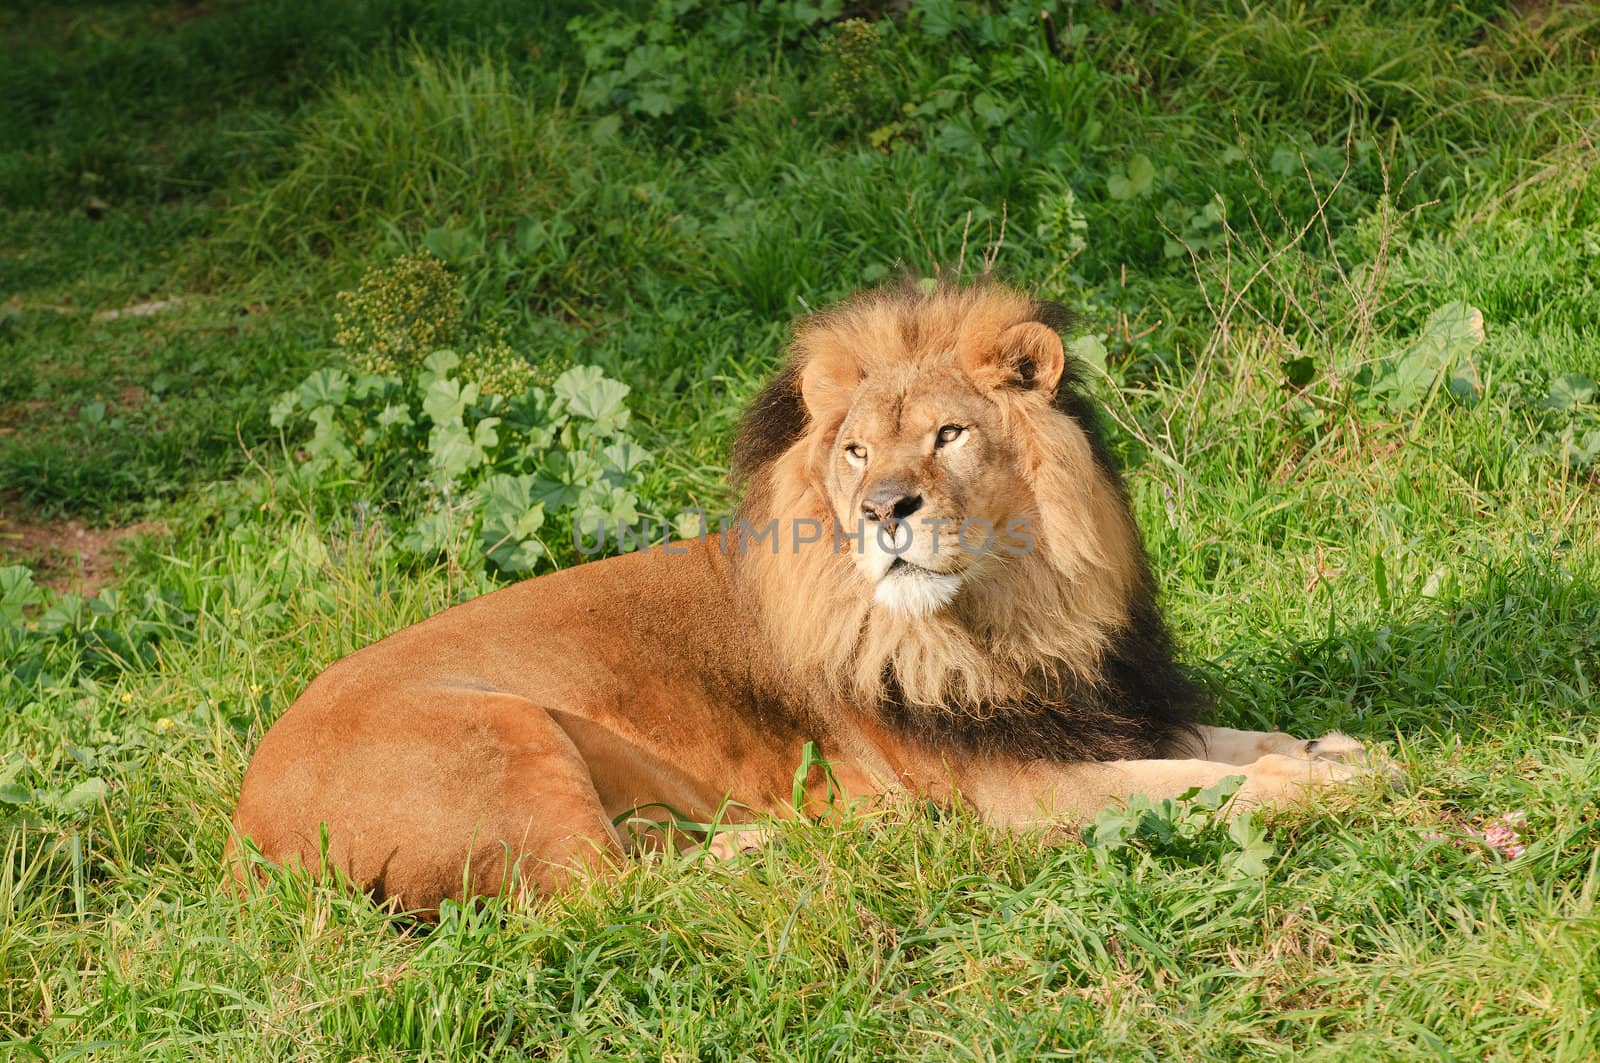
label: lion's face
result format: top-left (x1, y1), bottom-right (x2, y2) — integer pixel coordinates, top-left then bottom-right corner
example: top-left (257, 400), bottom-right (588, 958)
top-left (824, 365), bottom-right (1034, 616)
top-left (788, 287), bottom-right (1078, 618)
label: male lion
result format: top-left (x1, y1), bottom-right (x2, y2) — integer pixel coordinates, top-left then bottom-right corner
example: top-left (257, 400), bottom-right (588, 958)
top-left (229, 281), bottom-right (1374, 912)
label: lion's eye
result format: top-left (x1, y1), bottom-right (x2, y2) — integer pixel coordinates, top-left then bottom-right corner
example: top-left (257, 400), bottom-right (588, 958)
top-left (843, 443), bottom-right (868, 465)
top-left (935, 424), bottom-right (965, 448)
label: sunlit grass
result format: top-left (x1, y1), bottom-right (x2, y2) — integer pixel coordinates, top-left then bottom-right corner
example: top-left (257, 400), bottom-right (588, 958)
top-left (3, 0), bottom-right (1599, 1058)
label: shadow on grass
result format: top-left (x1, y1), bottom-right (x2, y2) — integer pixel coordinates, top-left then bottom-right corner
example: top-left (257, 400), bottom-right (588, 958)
top-left (1199, 554), bottom-right (1600, 745)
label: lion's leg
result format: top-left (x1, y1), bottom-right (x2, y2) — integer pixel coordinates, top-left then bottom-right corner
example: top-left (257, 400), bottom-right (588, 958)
top-left (477, 697), bottom-right (629, 903)
top-left (1178, 724), bottom-right (1370, 766)
top-left (956, 753), bottom-right (1369, 831)
top-left (231, 689), bottom-right (624, 913)
top-left (703, 824), bottom-right (776, 860)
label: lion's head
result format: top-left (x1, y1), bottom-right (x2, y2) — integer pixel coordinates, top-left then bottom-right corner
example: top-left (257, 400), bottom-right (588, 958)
top-left (732, 280), bottom-right (1201, 758)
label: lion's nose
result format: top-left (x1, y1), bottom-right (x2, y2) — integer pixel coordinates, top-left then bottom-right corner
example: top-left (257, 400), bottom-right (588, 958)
top-left (860, 485), bottom-right (923, 525)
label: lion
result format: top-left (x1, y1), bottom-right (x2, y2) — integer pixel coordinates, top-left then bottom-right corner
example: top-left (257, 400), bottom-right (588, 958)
top-left (228, 280), bottom-right (1377, 913)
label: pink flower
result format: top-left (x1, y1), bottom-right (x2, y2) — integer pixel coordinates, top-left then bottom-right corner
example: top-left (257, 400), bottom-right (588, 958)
top-left (1478, 811), bottom-right (1527, 861)
top-left (1421, 810), bottom-right (1527, 862)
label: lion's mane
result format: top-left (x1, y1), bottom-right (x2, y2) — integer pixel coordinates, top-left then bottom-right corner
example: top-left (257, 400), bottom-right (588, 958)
top-left (729, 280), bottom-right (1205, 763)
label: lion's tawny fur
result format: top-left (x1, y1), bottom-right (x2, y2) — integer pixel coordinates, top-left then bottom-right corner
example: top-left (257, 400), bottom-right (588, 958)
top-left (229, 280), bottom-right (1371, 914)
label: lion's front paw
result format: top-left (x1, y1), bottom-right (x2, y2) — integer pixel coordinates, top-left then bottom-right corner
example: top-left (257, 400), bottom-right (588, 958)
top-left (1302, 731), bottom-right (1368, 762)
top-left (1238, 749), bottom-right (1398, 809)
top-left (1257, 752), bottom-right (1364, 788)
top-left (1302, 732), bottom-right (1404, 784)
top-left (703, 826), bottom-right (773, 861)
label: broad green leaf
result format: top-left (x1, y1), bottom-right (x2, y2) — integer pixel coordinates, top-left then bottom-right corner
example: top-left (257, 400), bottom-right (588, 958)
top-left (306, 406), bottom-right (354, 467)
top-left (415, 350), bottom-right (461, 396)
top-left (555, 366), bottom-right (626, 422)
top-left (58, 777), bottom-right (108, 813)
top-left (1110, 155), bottom-right (1156, 200)
top-left (513, 423), bottom-right (557, 456)
top-left (570, 505), bottom-right (612, 544)
top-left (480, 474), bottom-right (533, 516)
top-left (1564, 427), bottom-right (1600, 467)
top-left (1186, 775), bottom-right (1244, 813)
top-left (633, 86), bottom-right (679, 118)
top-left (88, 588), bottom-right (119, 617)
top-left (479, 474), bottom-right (548, 573)
top-left (351, 373), bottom-right (391, 401)
top-left (971, 92), bottom-right (1009, 127)
top-left (297, 369), bottom-right (350, 410)
top-left (427, 422), bottom-right (485, 478)
top-left (515, 216), bottom-right (551, 257)
top-left (1290, 399), bottom-right (1326, 429)
top-left (560, 365), bottom-right (601, 406)
top-left (422, 377), bottom-right (479, 426)
top-left (1227, 811), bottom-right (1265, 849)
top-left (589, 114), bottom-right (622, 145)
top-left (916, 0), bottom-right (961, 39)
top-left (1086, 805), bottom-right (1138, 850)
top-left (421, 349), bottom-right (461, 377)
top-left (1269, 146), bottom-right (1300, 176)
top-left (532, 479), bottom-right (580, 511)
top-left (0, 565), bottom-right (44, 626)
top-left (675, 509), bottom-right (710, 539)
top-left (422, 225), bottom-right (481, 265)
top-left (1224, 812), bottom-right (1275, 877)
top-left (473, 417), bottom-right (501, 452)
top-left (935, 116), bottom-right (984, 156)
top-left (399, 510), bottom-right (456, 557)
top-left (1068, 335), bottom-right (1108, 374)
top-left (1543, 373), bottom-right (1597, 412)
top-left (487, 539), bottom-right (546, 574)
top-left (602, 437), bottom-right (654, 474)
top-left (268, 391), bottom-right (299, 428)
top-left (1282, 356), bottom-right (1316, 388)
top-left (1420, 567), bottom-right (1447, 599)
top-left (1380, 301), bottom-right (1485, 411)
top-left (563, 449), bottom-right (607, 488)
top-left (577, 484), bottom-right (641, 529)
top-left (376, 403), bottom-right (414, 429)
top-left (792, 0), bottom-right (844, 25)
top-left (1125, 154), bottom-right (1156, 195)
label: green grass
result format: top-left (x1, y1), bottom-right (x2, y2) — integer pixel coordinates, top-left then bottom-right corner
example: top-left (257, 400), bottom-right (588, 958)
top-left (3, 0), bottom-right (1600, 1057)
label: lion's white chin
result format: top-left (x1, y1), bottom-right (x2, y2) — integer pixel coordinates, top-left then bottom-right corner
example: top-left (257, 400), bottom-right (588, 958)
top-left (873, 564), bottom-right (961, 617)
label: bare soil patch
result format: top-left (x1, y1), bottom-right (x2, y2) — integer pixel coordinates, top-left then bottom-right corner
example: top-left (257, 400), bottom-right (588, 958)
top-left (0, 500), bottom-right (162, 596)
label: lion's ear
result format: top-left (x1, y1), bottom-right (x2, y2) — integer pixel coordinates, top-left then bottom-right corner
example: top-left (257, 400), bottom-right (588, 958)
top-left (962, 321), bottom-right (1065, 395)
top-left (797, 339), bottom-right (863, 422)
